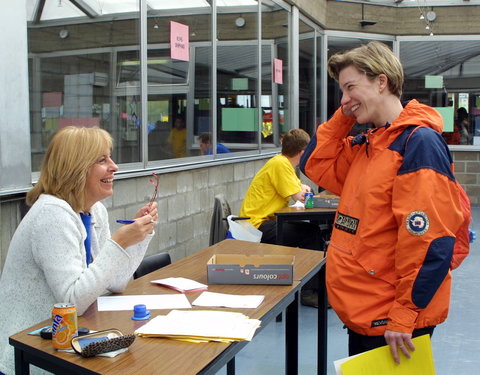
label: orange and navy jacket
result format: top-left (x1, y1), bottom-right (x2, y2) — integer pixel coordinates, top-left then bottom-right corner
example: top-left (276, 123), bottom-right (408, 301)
top-left (300, 100), bottom-right (464, 335)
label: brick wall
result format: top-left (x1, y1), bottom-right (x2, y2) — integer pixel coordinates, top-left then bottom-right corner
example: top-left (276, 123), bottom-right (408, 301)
top-left (453, 151), bottom-right (480, 205)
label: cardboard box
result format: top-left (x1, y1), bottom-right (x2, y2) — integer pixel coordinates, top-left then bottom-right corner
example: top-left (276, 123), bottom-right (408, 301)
top-left (207, 254), bottom-right (294, 285)
top-left (313, 194), bottom-right (339, 208)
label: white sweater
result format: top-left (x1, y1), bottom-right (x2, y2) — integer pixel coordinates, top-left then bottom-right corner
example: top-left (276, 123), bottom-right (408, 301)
top-left (0, 194), bottom-right (153, 374)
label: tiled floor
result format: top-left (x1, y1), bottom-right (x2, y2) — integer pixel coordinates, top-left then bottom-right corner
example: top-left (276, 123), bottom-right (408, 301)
top-left (217, 207), bottom-right (480, 374)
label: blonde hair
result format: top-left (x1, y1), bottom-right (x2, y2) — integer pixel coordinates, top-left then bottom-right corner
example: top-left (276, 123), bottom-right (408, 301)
top-left (327, 41), bottom-right (404, 98)
top-left (27, 126), bottom-right (113, 212)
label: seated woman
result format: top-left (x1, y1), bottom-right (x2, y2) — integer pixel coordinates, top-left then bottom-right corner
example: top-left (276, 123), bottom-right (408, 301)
top-left (0, 126), bottom-right (158, 375)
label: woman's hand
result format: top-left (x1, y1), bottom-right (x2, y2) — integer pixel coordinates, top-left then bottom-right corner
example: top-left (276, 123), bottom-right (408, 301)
top-left (135, 201), bottom-right (158, 223)
top-left (341, 105), bottom-right (356, 119)
top-left (384, 329), bottom-right (415, 364)
top-left (111, 215), bottom-right (156, 249)
top-left (112, 202), bottom-right (158, 249)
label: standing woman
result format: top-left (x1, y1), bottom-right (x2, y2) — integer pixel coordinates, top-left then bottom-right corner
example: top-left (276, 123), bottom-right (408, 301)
top-left (0, 126), bottom-right (158, 374)
top-left (300, 42), bottom-right (464, 364)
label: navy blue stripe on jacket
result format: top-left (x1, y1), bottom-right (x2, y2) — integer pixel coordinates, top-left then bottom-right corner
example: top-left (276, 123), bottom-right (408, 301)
top-left (300, 131), bottom-right (318, 175)
top-left (390, 126), bottom-right (455, 181)
top-left (390, 125), bottom-right (455, 308)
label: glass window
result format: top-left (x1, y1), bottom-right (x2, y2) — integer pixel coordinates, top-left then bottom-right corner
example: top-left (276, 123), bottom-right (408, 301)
top-left (146, 7), bottom-right (211, 161)
top-left (217, 5), bottom-right (259, 154)
top-left (400, 39), bottom-right (480, 146)
top-left (262, 1), bottom-right (289, 145)
top-left (299, 20), bottom-right (315, 136)
top-left (28, 3), bottom-right (140, 170)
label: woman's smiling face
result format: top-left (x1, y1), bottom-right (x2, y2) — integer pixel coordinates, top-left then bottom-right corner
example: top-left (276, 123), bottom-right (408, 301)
top-left (84, 150), bottom-right (118, 210)
top-left (339, 65), bottom-right (383, 125)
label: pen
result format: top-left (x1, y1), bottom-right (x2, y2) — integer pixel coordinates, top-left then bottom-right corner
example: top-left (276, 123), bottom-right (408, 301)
top-left (116, 220), bottom-right (135, 224)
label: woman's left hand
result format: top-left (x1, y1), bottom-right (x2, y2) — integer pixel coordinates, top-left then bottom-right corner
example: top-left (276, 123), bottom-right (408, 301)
top-left (135, 201), bottom-right (158, 223)
top-left (384, 329), bottom-right (415, 364)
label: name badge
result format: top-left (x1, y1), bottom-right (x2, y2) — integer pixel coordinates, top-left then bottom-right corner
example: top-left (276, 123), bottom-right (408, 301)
top-left (335, 212), bottom-right (359, 234)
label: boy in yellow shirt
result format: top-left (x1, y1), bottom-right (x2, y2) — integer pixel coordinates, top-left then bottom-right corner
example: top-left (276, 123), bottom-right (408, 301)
top-left (240, 129), bottom-right (323, 252)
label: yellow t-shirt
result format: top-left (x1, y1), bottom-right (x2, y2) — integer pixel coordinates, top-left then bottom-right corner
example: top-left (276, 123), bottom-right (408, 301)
top-left (240, 154), bottom-right (302, 228)
top-left (168, 127), bottom-right (186, 158)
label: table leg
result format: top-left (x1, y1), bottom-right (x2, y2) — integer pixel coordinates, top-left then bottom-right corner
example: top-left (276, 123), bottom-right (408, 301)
top-left (276, 216), bottom-right (284, 245)
top-left (226, 357), bottom-right (235, 375)
top-left (14, 347), bottom-right (30, 375)
top-left (317, 266), bottom-right (327, 375)
top-left (276, 216), bottom-right (286, 323)
top-left (285, 291), bottom-right (299, 375)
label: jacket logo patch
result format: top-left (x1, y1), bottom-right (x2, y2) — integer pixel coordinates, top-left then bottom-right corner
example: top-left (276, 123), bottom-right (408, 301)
top-left (371, 319), bottom-right (388, 327)
top-left (335, 212), bottom-right (359, 234)
top-left (406, 210), bottom-right (429, 236)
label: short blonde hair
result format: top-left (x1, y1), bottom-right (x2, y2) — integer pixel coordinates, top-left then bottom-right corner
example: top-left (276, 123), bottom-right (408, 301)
top-left (327, 41), bottom-right (404, 98)
top-left (27, 126), bottom-right (113, 212)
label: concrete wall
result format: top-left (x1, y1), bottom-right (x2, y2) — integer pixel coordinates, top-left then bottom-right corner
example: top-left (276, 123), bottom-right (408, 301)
top-left (287, 0), bottom-right (480, 36)
top-left (453, 151), bottom-right (480, 205)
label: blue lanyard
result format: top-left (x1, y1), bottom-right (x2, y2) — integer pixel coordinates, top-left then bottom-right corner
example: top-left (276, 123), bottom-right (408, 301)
top-left (80, 213), bottom-right (92, 266)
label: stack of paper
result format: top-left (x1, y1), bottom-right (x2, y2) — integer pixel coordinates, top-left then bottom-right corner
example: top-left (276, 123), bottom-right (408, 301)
top-left (134, 310), bottom-right (261, 343)
top-left (151, 277), bottom-right (208, 293)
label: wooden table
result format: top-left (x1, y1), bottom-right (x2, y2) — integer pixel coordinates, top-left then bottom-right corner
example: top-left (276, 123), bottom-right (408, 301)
top-left (9, 239), bottom-right (326, 375)
top-left (274, 205), bottom-right (337, 375)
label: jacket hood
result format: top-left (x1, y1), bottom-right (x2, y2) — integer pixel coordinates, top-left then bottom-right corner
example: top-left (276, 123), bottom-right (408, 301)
top-left (389, 99), bottom-right (443, 133)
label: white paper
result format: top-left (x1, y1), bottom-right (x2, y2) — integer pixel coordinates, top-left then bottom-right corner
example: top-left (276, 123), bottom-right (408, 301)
top-left (333, 353), bottom-right (361, 374)
top-left (289, 200), bottom-right (304, 208)
top-left (135, 310), bottom-right (261, 342)
top-left (151, 277), bottom-right (208, 292)
top-left (97, 294), bottom-right (191, 311)
top-left (192, 291), bottom-right (264, 309)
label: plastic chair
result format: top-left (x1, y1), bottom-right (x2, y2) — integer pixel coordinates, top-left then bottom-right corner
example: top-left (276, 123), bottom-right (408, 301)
top-left (209, 195), bottom-right (250, 245)
top-left (133, 252), bottom-right (172, 279)
top-left (209, 195), bottom-right (232, 246)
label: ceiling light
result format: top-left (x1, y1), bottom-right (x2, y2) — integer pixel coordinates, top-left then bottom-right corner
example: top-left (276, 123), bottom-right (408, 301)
top-left (426, 25), bottom-right (430, 30)
top-left (235, 17), bottom-right (246, 28)
top-left (153, 23), bottom-right (159, 29)
top-left (426, 11), bottom-right (437, 22)
top-left (419, 14), bottom-right (424, 20)
top-left (59, 29), bottom-right (69, 39)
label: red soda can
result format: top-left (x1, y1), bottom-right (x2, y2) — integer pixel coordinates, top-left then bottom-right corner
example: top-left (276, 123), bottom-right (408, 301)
top-left (51, 303), bottom-right (78, 349)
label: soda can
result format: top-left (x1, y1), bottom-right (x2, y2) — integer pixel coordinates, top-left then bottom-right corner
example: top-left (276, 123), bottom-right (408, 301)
top-left (305, 192), bottom-right (314, 209)
top-left (52, 303), bottom-right (78, 349)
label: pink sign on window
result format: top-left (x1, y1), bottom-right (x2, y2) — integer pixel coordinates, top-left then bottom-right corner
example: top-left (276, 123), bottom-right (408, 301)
top-left (170, 21), bottom-right (189, 61)
top-left (273, 58), bottom-right (283, 84)
top-left (58, 117), bottom-right (100, 129)
top-left (43, 92), bottom-right (62, 107)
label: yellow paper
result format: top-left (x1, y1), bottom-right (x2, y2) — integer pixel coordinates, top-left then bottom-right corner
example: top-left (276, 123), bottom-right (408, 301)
top-left (341, 335), bottom-right (435, 375)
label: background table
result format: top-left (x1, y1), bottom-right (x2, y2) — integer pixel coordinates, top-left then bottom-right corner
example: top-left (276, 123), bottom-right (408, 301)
top-left (10, 239), bottom-right (326, 375)
top-left (274, 206), bottom-right (336, 246)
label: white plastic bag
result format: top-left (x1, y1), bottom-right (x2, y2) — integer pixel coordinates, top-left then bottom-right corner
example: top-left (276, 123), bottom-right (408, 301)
top-left (226, 215), bottom-right (262, 243)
